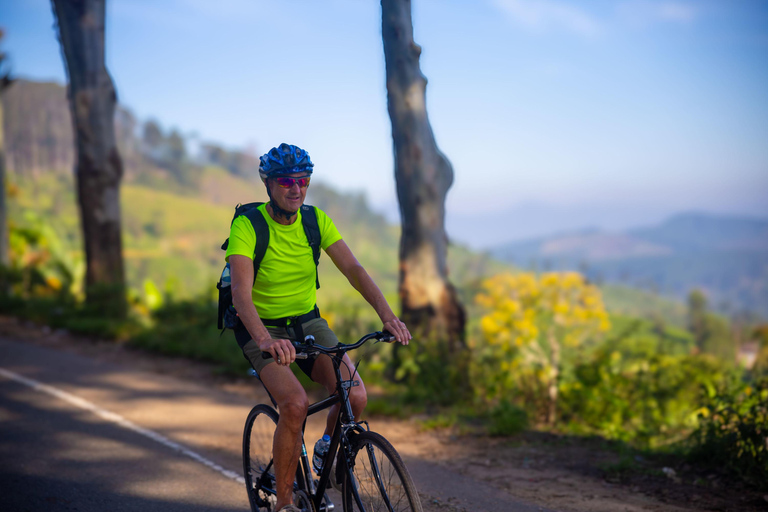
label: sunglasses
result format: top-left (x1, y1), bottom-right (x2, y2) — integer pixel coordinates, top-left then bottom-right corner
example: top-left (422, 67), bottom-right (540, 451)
top-left (274, 176), bottom-right (311, 189)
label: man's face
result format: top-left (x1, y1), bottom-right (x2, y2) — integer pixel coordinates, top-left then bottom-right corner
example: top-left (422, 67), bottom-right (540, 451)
top-left (268, 174), bottom-right (311, 213)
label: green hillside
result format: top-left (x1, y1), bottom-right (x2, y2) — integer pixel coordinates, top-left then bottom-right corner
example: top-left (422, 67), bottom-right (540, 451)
top-left (4, 79), bottom-right (688, 324)
top-left (10, 170), bottom-right (689, 330)
top-left (9, 169), bottom-right (513, 318)
top-left (601, 284), bottom-right (687, 327)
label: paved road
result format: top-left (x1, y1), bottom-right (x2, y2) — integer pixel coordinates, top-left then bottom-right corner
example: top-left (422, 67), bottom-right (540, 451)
top-left (0, 336), bottom-right (551, 512)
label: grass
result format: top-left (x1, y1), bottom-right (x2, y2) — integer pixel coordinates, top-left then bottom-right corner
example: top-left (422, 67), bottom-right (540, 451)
top-left (601, 284), bottom-right (687, 327)
top-left (9, 171), bottom-right (513, 310)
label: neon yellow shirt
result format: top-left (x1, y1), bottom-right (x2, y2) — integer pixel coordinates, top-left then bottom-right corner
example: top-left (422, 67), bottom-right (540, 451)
top-left (226, 203), bottom-right (342, 319)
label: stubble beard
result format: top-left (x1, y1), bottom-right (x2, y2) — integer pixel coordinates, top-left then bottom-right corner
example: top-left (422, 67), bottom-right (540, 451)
top-left (265, 184), bottom-right (299, 221)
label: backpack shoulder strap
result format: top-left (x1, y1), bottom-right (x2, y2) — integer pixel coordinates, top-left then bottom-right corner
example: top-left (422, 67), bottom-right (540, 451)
top-left (240, 203), bottom-right (269, 281)
top-left (221, 202), bottom-right (268, 282)
top-left (300, 204), bottom-right (322, 289)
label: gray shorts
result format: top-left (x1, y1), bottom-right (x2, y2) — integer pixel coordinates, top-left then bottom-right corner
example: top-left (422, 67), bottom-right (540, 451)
top-left (238, 317), bottom-right (339, 378)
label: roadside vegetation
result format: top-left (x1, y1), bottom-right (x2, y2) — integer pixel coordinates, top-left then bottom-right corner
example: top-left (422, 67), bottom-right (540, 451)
top-left (2, 172), bottom-right (766, 494)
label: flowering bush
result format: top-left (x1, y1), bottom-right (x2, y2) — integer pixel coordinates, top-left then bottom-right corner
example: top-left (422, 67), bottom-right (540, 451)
top-left (688, 377), bottom-right (768, 488)
top-left (474, 272), bottom-right (610, 424)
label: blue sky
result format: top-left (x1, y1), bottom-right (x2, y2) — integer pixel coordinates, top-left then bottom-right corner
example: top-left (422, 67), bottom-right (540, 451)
top-left (2, 0), bottom-right (767, 247)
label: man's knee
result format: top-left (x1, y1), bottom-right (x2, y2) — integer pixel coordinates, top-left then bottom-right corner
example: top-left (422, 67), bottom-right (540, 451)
top-left (350, 385), bottom-right (367, 414)
top-left (279, 394), bottom-right (309, 425)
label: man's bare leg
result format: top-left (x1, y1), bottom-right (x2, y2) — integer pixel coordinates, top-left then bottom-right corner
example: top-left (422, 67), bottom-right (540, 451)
top-left (259, 363), bottom-right (309, 510)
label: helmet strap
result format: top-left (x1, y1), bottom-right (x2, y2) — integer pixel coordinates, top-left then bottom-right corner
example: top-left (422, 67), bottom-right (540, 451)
top-left (268, 200), bottom-right (298, 221)
top-left (265, 179), bottom-right (298, 221)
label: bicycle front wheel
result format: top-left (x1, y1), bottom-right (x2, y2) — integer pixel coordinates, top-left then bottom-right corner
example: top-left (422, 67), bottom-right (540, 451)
top-left (243, 404), bottom-right (279, 512)
top-left (342, 431), bottom-right (423, 512)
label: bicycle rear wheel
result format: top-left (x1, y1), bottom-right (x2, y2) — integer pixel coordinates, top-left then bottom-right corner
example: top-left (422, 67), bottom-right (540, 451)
top-left (243, 404), bottom-right (280, 512)
top-left (342, 431), bottom-right (422, 512)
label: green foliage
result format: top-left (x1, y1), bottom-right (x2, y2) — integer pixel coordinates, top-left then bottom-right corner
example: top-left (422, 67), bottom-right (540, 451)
top-left (1, 293), bottom-right (141, 339)
top-left (687, 377), bottom-right (768, 488)
top-left (2, 208), bottom-right (82, 298)
top-left (601, 284), bottom-right (687, 328)
top-left (143, 278), bottom-right (164, 310)
top-left (365, 395), bottom-right (416, 419)
top-left (487, 400), bottom-right (528, 436)
top-left (418, 413), bottom-right (457, 431)
top-left (474, 272), bottom-right (610, 424)
top-left (391, 333), bottom-right (472, 407)
top-left (752, 325), bottom-right (768, 376)
top-left (687, 289), bottom-right (735, 361)
top-left (1, 207), bottom-right (136, 336)
top-left (560, 319), bottom-right (734, 447)
top-left (129, 297), bottom-right (250, 374)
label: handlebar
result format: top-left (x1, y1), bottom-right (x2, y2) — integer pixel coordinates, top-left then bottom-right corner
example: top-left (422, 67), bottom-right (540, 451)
top-left (261, 330), bottom-right (396, 361)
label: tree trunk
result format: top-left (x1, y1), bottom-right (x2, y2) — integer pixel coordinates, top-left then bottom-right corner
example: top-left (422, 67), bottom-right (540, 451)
top-left (381, 0), bottom-right (466, 357)
top-left (0, 30), bottom-right (10, 268)
top-left (0, 89), bottom-right (10, 267)
top-left (0, 94), bottom-right (8, 267)
top-left (51, 0), bottom-right (126, 316)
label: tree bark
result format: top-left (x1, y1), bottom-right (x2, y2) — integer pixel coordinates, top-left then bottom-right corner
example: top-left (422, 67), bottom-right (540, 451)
top-left (0, 92), bottom-right (8, 267)
top-left (0, 30), bottom-right (11, 267)
top-left (381, 0), bottom-right (466, 355)
top-left (51, 0), bottom-right (126, 315)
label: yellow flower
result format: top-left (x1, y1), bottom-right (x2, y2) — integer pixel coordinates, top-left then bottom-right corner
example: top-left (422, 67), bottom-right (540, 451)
top-left (46, 276), bottom-right (62, 291)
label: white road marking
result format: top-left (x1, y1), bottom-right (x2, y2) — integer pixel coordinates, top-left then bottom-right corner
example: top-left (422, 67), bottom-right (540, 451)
top-left (0, 367), bottom-right (245, 485)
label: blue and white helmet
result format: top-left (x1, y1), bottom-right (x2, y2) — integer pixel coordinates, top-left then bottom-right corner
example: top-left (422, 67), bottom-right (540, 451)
top-left (259, 143), bottom-right (314, 180)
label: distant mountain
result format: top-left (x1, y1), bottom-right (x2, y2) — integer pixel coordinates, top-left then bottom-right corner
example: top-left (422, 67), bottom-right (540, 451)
top-left (490, 213), bottom-right (768, 318)
top-left (629, 212), bottom-right (768, 253)
top-left (446, 201), bottom-right (678, 249)
top-left (493, 228), bottom-right (672, 264)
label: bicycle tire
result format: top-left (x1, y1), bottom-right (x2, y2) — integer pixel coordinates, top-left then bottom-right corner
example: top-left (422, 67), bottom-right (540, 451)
top-left (243, 404), bottom-right (280, 512)
top-left (341, 431), bottom-right (423, 512)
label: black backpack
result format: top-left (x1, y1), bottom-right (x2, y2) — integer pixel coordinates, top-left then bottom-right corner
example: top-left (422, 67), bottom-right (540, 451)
top-left (217, 202), bottom-right (321, 330)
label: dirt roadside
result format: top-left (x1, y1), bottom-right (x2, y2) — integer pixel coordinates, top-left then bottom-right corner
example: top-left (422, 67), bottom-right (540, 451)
top-left (1, 316), bottom-right (764, 512)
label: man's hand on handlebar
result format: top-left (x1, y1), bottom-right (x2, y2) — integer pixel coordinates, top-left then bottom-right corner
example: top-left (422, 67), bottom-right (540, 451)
top-left (258, 337), bottom-right (296, 366)
top-left (382, 317), bottom-right (412, 345)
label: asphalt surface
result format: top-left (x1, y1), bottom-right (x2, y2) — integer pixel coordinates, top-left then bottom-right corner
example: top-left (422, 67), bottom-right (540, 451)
top-left (0, 335), bottom-right (553, 512)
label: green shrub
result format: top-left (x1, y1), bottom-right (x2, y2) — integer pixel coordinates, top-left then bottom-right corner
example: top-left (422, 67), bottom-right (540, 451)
top-left (687, 377), bottom-right (768, 489)
top-left (487, 400), bottom-right (528, 436)
top-left (129, 297), bottom-right (250, 373)
top-left (365, 395), bottom-right (415, 418)
top-left (558, 320), bottom-right (735, 448)
top-left (391, 334), bottom-right (472, 407)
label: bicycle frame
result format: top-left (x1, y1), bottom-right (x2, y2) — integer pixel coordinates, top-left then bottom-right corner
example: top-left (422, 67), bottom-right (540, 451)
top-left (256, 331), bottom-right (392, 511)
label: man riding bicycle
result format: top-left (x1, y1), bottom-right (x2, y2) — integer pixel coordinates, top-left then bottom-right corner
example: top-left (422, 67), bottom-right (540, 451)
top-left (227, 143), bottom-right (411, 512)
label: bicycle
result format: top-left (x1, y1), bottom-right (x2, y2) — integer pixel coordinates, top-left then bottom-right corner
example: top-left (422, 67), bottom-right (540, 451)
top-left (242, 330), bottom-right (424, 512)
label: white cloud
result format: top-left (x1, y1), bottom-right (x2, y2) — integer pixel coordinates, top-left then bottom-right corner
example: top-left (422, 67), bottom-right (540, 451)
top-left (490, 0), bottom-right (601, 37)
top-left (110, 0), bottom-right (270, 27)
top-left (657, 2), bottom-right (697, 23)
top-left (616, 1), bottom-right (698, 28)
top-left (491, 0), bottom-right (698, 36)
